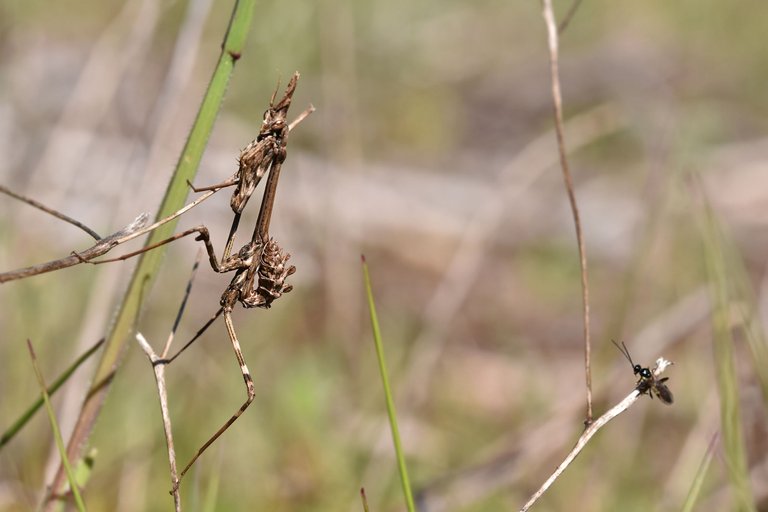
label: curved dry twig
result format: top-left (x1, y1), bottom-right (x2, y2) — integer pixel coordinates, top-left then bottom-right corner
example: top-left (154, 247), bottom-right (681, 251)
top-left (0, 184), bottom-right (102, 240)
top-left (541, 0), bottom-right (593, 423)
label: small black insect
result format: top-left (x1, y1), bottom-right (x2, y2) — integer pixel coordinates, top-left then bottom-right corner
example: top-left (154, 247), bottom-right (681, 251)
top-left (612, 340), bottom-right (674, 405)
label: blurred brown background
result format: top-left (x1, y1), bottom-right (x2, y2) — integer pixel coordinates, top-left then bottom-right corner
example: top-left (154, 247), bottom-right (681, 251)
top-left (1, 0), bottom-right (767, 510)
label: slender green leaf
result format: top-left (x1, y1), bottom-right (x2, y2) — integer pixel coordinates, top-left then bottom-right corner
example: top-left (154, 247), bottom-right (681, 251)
top-left (717, 234), bottom-right (768, 404)
top-left (27, 340), bottom-right (87, 512)
top-left (700, 200), bottom-right (756, 512)
top-left (680, 433), bottom-right (718, 512)
top-left (362, 255), bottom-right (416, 512)
top-left (0, 337), bottom-right (104, 449)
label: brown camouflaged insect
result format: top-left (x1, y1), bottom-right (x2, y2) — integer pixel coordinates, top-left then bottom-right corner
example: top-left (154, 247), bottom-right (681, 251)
top-left (89, 72), bottom-right (311, 488)
top-left (190, 72), bottom-right (309, 261)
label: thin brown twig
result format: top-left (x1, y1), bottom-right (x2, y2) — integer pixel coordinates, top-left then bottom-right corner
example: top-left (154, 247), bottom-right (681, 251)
top-left (0, 189), bottom-right (218, 284)
top-left (135, 332), bottom-right (181, 511)
top-left (541, 0), bottom-right (593, 424)
top-left (133, 252), bottom-right (202, 511)
top-left (0, 184), bottom-right (102, 240)
top-left (0, 213), bottom-right (149, 283)
top-left (519, 358), bottom-right (674, 511)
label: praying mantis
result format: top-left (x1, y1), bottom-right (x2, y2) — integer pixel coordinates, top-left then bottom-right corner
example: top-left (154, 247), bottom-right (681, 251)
top-left (1, 71), bottom-right (314, 490)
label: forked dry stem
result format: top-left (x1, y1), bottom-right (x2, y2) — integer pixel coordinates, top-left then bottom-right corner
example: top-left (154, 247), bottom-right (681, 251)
top-left (519, 358), bottom-right (673, 511)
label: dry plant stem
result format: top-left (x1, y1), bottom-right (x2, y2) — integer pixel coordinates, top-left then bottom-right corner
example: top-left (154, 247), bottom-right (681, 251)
top-left (0, 213), bottom-right (147, 283)
top-left (541, 0), bottom-right (593, 423)
top-left (0, 184), bottom-right (101, 240)
top-left (134, 253), bottom-right (201, 510)
top-left (520, 358), bottom-right (673, 512)
top-left (0, 189), bottom-right (218, 283)
top-left (519, 390), bottom-right (641, 512)
top-left (135, 333), bottom-right (181, 512)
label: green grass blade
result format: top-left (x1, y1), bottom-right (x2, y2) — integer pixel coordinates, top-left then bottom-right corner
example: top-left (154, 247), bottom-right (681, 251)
top-left (27, 340), bottom-right (87, 512)
top-left (738, 310), bottom-right (768, 404)
top-left (700, 201), bottom-right (756, 512)
top-left (50, 0), bottom-right (257, 496)
top-left (680, 432), bottom-right (718, 512)
top-left (362, 256), bottom-right (416, 512)
top-left (715, 231), bottom-right (768, 404)
top-left (0, 337), bottom-right (104, 449)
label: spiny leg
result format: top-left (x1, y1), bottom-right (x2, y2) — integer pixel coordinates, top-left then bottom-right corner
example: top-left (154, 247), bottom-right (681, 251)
top-left (165, 307), bottom-right (224, 364)
top-left (186, 177), bottom-right (238, 193)
top-left (175, 311), bottom-right (255, 488)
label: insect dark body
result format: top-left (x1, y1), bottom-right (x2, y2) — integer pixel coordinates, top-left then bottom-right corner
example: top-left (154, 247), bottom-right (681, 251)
top-left (612, 340), bottom-right (674, 405)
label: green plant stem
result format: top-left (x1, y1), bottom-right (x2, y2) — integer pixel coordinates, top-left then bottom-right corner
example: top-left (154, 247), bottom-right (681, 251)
top-left (46, 0), bottom-right (256, 502)
top-left (700, 201), bottom-right (756, 512)
top-left (1, 337), bottom-right (104, 449)
top-left (27, 340), bottom-right (87, 512)
top-left (680, 432), bottom-right (718, 512)
top-left (362, 256), bottom-right (416, 512)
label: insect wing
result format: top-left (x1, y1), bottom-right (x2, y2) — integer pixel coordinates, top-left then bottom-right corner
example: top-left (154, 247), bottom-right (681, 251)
top-left (653, 377), bottom-right (674, 405)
